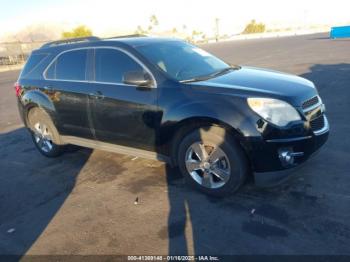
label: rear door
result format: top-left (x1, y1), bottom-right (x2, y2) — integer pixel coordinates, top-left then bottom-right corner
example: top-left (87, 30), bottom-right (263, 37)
top-left (44, 48), bottom-right (95, 139)
top-left (89, 47), bottom-right (159, 151)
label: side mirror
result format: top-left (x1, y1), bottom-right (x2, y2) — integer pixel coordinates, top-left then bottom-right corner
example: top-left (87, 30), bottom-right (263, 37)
top-left (123, 71), bottom-right (153, 87)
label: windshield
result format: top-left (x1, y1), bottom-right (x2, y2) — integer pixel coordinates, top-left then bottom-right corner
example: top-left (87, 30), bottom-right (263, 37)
top-left (135, 41), bottom-right (230, 82)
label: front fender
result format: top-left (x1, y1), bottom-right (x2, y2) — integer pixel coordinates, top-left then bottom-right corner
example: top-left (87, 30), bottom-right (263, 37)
top-left (163, 98), bottom-right (260, 138)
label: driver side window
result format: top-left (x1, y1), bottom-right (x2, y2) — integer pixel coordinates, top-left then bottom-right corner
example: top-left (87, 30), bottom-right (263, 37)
top-left (95, 48), bottom-right (143, 84)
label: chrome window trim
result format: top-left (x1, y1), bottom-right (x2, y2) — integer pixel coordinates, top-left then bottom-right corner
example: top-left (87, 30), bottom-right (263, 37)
top-left (43, 48), bottom-right (88, 83)
top-left (42, 46), bottom-right (157, 88)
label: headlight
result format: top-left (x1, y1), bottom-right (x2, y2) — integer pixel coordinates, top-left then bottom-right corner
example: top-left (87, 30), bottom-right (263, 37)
top-left (247, 97), bottom-right (301, 127)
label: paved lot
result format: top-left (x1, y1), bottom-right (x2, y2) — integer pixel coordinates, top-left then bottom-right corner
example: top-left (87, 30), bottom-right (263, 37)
top-left (0, 33), bottom-right (350, 256)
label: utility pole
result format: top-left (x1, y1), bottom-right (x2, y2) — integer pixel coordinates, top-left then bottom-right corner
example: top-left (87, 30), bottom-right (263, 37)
top-left (215, 18), bottom-right (220, 42)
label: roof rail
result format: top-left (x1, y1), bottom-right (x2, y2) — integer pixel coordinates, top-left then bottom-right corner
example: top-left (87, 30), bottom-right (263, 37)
top-left (41, 36), bottom-right (100, 48)
top-left (104, 34), bottom-right (147, 39)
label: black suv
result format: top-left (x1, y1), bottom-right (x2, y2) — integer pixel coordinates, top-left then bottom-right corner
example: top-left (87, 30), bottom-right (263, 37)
top-left (16, 36), bottom-right (329, 196)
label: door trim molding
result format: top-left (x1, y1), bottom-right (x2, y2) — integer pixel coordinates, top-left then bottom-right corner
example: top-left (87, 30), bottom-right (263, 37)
top-left (61, 135), bottom-right (170, 163)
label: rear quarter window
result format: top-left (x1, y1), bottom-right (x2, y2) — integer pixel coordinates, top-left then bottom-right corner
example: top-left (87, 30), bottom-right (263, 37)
top-left (20, 53), bottom-right (48, 78)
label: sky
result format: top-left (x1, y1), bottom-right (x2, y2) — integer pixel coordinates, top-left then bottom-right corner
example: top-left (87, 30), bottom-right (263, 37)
top-left (1, 0), bottom-right (350, 39)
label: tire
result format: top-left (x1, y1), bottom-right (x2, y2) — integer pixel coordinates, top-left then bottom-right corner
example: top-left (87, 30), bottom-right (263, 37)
top-left (27, 107), bottom-right (65, 157)
top-left (177, 126), bottom-right (248, 196)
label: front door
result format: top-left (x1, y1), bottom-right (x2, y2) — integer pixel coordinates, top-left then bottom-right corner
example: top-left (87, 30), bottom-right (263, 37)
top-left (89, 48), bottom-right (159, 151)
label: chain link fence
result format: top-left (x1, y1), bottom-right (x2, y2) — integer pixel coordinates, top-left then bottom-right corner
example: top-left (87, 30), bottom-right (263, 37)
top-left (0, 41), bottom-right (46, 70)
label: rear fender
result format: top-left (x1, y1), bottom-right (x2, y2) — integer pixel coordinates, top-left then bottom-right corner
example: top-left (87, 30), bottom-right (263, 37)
top-left (20, 90), bottom-right (58, 127)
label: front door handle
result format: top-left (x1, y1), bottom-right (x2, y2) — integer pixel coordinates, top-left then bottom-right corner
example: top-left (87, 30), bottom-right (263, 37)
top-left (89, 91), bottom-right (104, 99)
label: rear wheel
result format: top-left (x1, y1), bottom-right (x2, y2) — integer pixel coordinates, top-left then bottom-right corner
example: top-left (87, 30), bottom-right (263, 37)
top-left (177, 126), bottom-right (248, 196)
top-left (27, 108), bottom-right (65, 157)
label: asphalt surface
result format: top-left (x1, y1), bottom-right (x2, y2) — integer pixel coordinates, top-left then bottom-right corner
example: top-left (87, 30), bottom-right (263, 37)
top-left (0, 33), bottom-right (350, 256)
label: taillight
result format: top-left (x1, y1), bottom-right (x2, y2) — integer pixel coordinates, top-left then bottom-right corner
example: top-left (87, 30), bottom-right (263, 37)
top-left (14, 82), bottom-right (21, 97)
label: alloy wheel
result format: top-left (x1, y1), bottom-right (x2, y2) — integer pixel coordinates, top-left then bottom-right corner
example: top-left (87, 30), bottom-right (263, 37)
top-left (33, 122), bottom-right (54, 153)
top-left (185, 142), bottom-right (231, 189)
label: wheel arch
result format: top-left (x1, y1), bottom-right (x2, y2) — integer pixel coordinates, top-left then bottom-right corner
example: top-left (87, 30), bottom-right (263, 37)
top-left (169, 116), bottom-right (249, 167)
top-left (20, 90), bottom-right (58, 128)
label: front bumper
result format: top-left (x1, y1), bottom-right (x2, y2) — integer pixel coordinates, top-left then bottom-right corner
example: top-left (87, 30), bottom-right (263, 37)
top-left (242, 115), bottom-right (329, 186)
top-left (248, 127), bottom-right (329, 172)
top-left (253, 146), bottom-right (324, 187)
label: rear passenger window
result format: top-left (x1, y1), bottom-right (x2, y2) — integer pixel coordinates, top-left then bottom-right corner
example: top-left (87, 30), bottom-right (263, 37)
top-left (95, 49), bottom-right (143, 83)
top-left (46, 49), bottom-right (88, 81)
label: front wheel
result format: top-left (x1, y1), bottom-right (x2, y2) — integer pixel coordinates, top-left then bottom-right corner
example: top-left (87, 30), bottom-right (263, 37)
top-left (177, 126), bottom-right (248, 196)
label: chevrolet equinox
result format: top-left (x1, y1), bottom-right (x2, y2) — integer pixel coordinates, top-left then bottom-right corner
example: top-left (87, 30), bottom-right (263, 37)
top-left (15, 36), bottom-right (329, 196)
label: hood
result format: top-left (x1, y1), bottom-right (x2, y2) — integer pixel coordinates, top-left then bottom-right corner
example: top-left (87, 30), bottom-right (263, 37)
top-left (191, 66), bottom-right (318, 106)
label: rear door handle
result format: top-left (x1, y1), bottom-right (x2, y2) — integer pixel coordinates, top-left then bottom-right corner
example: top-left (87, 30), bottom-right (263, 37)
top-left (89, 91), bottom-right (104, 99)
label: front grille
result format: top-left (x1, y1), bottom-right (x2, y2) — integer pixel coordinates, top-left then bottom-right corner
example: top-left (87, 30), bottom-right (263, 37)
top-left (302, 96), bottom-right (319, 110)
top-left (310, 115), bottom-right (325, 131)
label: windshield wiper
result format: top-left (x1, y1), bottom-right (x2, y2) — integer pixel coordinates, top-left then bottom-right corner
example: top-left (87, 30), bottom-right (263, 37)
top-left (180, 65), bottom-right (240, 83)
top-left (211, 66), bottom-right (235, 77)
top-left (179, 75), bottom-right (213, 83)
